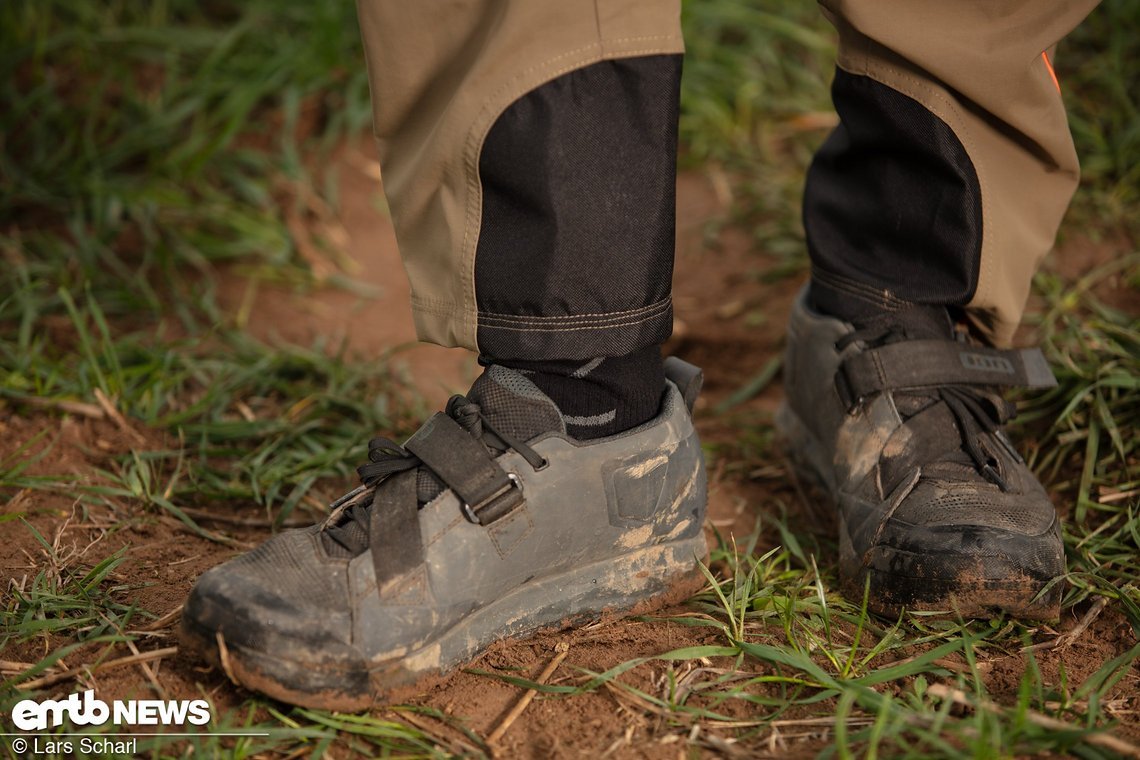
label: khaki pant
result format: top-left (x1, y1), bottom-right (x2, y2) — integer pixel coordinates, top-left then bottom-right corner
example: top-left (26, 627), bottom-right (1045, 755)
top-left (356, 0), bottom-right (1098, 351)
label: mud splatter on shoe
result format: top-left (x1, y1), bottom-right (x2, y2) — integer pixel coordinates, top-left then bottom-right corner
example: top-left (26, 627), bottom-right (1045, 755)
top-left (181, 359), bottom-right (708, 709)
top-left (778, 289), bottom-right (1063, 620)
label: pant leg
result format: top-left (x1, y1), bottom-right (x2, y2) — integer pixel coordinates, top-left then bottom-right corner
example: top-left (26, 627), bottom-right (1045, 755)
top-left (355, 0), bottom-right (683, 360)
top-left (804, 0), bottom-right (1100, 346)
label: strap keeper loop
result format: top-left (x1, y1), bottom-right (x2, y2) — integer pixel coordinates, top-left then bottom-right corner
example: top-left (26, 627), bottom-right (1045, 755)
top-left (461, 473), bottom-right (523, 525)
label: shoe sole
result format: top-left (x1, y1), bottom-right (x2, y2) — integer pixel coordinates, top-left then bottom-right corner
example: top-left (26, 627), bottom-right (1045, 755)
top-left (180, 535), bottom-right (708, 711)
top-left (776, 402), bottom-right (1062, 621)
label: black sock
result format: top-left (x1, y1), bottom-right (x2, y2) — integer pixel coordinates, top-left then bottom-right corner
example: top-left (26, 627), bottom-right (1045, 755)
top-left (492, 346), bottom-right (664, 440)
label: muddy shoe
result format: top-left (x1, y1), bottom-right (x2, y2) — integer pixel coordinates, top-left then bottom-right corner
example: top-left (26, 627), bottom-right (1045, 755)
top-left (181, 359), bottom-right (708, 710)
top-left (777, 289), bottom-right (1063, 619)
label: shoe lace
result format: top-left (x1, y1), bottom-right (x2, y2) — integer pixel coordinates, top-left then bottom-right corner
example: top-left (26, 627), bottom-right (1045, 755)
top-left (321, 396), bottom-right (547, 555)
top-left (836, 320), bottom-right (1015, 490)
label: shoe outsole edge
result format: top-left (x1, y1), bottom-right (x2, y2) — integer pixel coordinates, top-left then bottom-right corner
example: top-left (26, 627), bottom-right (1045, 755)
top-left (180, 535), bottom-right (709, 711)
top-left (776, 401), bottom-right (1063, 622)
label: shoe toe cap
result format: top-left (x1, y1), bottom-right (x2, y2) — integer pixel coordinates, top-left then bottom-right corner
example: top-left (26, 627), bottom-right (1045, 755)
top-left (893, 478), bottom-right (1058, 536)
top-left (183, 527), bottom-right (357, 662)
top-left (868, 479), bottom-right (1064, 583)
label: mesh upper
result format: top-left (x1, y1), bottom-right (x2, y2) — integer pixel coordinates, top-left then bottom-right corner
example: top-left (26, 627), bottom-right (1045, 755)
top-left (468, 365), bottom-right (566, 441)
top-left (893, 479), bottom-right (1056, 534)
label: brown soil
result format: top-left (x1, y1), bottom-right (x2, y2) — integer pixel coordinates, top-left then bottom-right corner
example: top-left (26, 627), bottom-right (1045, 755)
top-left (213, 139), bottom-right (478, 410)
top-left (2, 138), bottom-right (1138, 758)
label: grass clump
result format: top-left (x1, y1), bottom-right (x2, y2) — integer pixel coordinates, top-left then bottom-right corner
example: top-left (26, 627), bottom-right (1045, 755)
top-left (1021, 259), bottom-right (1140, 632)
top-left (1, 0), bottom-right (371, 336)
top-left (1, 320), bottom-right (411, 531)
top-left (680, 0), bottom-right (834, 263)
top-left (1060, 0), bottom-right (1140, 230)
top-left (2, 519), bottom-right (135, 646)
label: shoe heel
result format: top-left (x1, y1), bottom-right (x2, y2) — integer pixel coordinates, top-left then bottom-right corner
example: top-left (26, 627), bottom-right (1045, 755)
top-left (664, 357), bottom-right (703, 413)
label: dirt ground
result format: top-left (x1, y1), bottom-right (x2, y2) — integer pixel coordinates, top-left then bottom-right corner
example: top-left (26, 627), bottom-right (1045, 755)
top-left (2, 138), bottom-right (1137, 758)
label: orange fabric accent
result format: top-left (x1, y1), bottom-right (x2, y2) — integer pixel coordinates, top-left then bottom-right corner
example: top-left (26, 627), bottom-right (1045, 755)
top-left (1042, 51), bottom-right (1061, 93)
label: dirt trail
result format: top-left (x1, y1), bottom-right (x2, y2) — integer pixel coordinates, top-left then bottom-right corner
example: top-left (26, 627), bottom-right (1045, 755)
top-left (3, 138), bottom-right (1137, 757)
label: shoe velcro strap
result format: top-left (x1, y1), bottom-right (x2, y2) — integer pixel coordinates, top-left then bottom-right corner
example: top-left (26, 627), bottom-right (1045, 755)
top-left (837, 342), bottom-right (1056, 408)
top-left (370, 469), bottom-right (423, 580)
top-left (404, 412), bottom-right (521, 524)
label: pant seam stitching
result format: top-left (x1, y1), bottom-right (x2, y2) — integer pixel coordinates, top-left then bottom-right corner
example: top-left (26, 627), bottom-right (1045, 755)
top-left (477, 309), bottom-right (670, 333)
top-left (478, 298), bottom-right (671, 324)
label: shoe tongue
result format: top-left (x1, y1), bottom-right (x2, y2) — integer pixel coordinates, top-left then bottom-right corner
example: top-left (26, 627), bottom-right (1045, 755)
top-left (466, 365), bottom-right (567, 442)
top-left (409, 367), bottom-right (563, 510)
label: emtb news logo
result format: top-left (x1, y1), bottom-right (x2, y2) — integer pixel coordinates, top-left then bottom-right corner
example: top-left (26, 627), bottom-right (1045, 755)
top-left (11, 689), bottom-right (211, 730)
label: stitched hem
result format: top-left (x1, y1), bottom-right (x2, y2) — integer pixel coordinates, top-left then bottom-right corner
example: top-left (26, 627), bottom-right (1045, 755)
top-left (477, 300), bottom-right (672, 362)
top-left (478, 297), bottom-right (672, 331)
